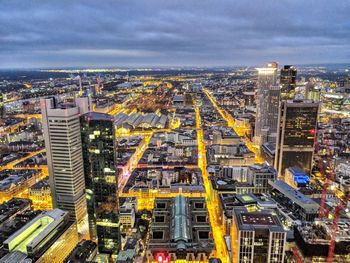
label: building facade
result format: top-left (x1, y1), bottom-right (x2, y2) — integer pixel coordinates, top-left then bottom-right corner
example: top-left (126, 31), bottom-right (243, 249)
top-left (275, 99), bottom-right (319, 176)
top-left (232, 207), bottom-right (287, 263)
top-left (255, 63), bottom-right (280, 145)
top-left (0, 93), bottom-right (4, 119)
top-left (3, 209), bottom-right (79, 263)
top-left (80, 112), bottom-right (120, 256)
top-left (146, 195), bottom-right (216, 262)
top-left (41, 97), bottom-right (88, 223)
top-left (28, 178), bottom-right (52, 211)
top-left (280, 65), bottom-right (297, 100)
top-left (269, 180), bottom-right (319, 221)
top-left (247, 164), bottom-right (277, 194)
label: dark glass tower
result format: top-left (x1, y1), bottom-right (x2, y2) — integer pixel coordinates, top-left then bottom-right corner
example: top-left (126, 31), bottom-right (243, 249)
top-left (275, 100), bottom-right (319, 176)
top-left (0, 93), bottom-right (4, 118)
top-left (80, 112), bottom-right (120, 256)
top-left (280, 65), bottom-right (297, 100)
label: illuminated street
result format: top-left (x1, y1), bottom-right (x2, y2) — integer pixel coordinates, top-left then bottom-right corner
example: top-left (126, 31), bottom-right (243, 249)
top-left (0, 148), bottom-right (46, 171)
top-left (194, 97), bottom-right (229, 262)
top-left (0, 3), bottom-right (349, 260)
top-left (203, 89), bottom-right (264, 164)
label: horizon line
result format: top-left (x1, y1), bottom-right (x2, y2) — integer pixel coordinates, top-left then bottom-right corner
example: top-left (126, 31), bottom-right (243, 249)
top-left (1, 61), bottom-right (350, 71)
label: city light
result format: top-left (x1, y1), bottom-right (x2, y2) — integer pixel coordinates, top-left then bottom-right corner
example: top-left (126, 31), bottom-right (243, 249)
top-left (0, 15), bottom-right (350, 263)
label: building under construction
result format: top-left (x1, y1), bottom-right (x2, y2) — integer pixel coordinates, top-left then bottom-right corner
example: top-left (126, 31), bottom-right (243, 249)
top-left (294, 219), bottom-right (350, 263)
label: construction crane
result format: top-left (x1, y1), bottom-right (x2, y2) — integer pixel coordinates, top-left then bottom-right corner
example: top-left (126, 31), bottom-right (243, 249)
top-left (291, 246), bottom-right (304, 263)
top-left (319, 137), bottom-right (335, 218)
top-left (327, 194), bottom-right (350, 263)
top-left (316, 132), bottom-right (350, 263)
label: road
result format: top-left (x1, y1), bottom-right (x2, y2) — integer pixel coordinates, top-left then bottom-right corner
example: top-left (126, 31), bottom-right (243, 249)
top-left (118, 133), bottom-right (153, 191)
top-left (0, 149), bottom-right (46, 171)
top-left (194, 96), bottom-right (230, 262)
top-left (116, 93), bottom-right (231, 261)
top-left (108, 95), bottom-right (139, 116)
top-left (14, 113), bottom-right (42, 121)
top-left (204, 89), bottom-right (264, 164)
top-left (120, 190), bottom-right (206, 211)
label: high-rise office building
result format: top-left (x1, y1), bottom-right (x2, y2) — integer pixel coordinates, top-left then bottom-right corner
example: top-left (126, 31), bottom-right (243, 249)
top-left (232, 207), bottom-right (287, 263)
top-left (255, 62), bottom-right (280, 145)
top-left (275, 99), bottom-right (319, 176)
top-left (41, 97), bottom-right (90, 223)
top-left (280, 65), bottom-right (297, 100)
top-left (0, 93), bottom-right (4, 118)
top-left (80, 112), bottom-right (120, 256)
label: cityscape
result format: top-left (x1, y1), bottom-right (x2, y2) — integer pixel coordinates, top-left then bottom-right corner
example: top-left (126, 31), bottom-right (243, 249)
top-left (1, 1), bottom-right (350, 263)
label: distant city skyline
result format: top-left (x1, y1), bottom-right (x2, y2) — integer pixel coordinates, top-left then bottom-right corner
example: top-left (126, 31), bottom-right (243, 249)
top-left (1, 0), bottom-right (350, 69)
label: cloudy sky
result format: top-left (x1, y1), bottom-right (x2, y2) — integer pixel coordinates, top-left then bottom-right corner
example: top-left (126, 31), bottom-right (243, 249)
top-left (0, 0), bottom-right (349, 69)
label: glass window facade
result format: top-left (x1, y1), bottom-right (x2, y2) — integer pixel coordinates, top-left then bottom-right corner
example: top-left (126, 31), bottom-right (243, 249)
top-left (280, 65), bottom-right (297, 100)
top-left (80, 113), bottom-right (120, 256)
top-left (283, 106), bottom-right (318, 146)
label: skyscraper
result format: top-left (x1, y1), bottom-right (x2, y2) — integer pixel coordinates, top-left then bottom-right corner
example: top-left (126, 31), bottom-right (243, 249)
top-left (280, 65), bottom-right (297, 100)
top-left (275, 99), bottom-right (319, 176)
top-left (80, 112), bottom-right (120, 256)
top-left (255, 62), bottom-right (280, 145)
top-left (41, 97), bottom-right (90, 223)
top-left (0, 93), bottom-right (4, 118)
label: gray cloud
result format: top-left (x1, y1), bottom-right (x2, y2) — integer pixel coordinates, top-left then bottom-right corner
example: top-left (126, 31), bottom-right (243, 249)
top-left (0, 0), bottom-right (349, 68)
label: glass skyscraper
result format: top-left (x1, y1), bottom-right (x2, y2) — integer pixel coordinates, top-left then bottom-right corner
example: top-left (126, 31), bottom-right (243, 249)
top-left (275, 100), bottom-right (319, 176)
top-left (280, 65), bottom-right (297, 100)
top-left (80, 112), bottom-right (120, 256)
top-left (0, 93), bottom-right (4, 118)
top-left (255, 62), bottom-right (280, 145)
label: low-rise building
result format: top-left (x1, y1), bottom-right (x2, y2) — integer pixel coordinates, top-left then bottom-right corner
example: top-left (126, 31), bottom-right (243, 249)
top-left (218, 193), bottom-right (277, 235)
top-left (247, 164), bottom-right (277, 194)
top-left (0, 198), bottom-right (32, 228)
top-left (64, 239), bottom-right (98, 263)
top-left (0, 170), bottom-right (41, 203)
top-left (119, 199), bottom-right (136, 235)
top-left (269, 180), bottom-right (319, 221)
top-left (294, 219), bottom-right (350, 263)
top-left (146, 195), bottom-right (216, 262)
top-left (28, 178), bottom-right (52, 211)
top-left (206, 143), bottom-right (255, 166)
top-left (2, 209), bottom-right (79, 263)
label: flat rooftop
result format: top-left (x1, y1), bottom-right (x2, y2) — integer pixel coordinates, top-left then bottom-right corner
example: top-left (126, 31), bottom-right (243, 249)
top-left (4, 209), bottom-right (68, 254)
top-left (236, 193), bottom-right (258, 204)
top-left (287, 166), bottom-right (308, 176)
top-left (83, 112), bottom-right (113, 121)
top-left (240, 213), bottom-right (277, 225)
top-left (269, 180), bottom-right (319, 208)
top-left (234, 207), bottom-right (285, 232)
top-left (13, 216), bottom-right (54, 254)
top-left (0, 198), bottom-right (32, 226)
top-left (298, 219), bottom-right (350, 243)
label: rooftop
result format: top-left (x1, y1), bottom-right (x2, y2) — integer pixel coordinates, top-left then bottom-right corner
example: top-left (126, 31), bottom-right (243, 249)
top-left (240, 213), bottom-right (277, 225)
top-left (0, 198), bottom-right (32, 226)
top-left (269, 180), bottom-right (319, 207)
top-left (4, 209), bottom-right (68, 254)
top-left (287, 166), bottom-right (308, 175)
top-left (234, 207), bottom-right (285, 232)
top-left (249, 164), bottom-right (277, 174)
top-left (30, 178), bottom-right (50, 190)
top-left (83, 112), bottom-right (114, 121)
top-left (64, 239), bottom-right (97, 262)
